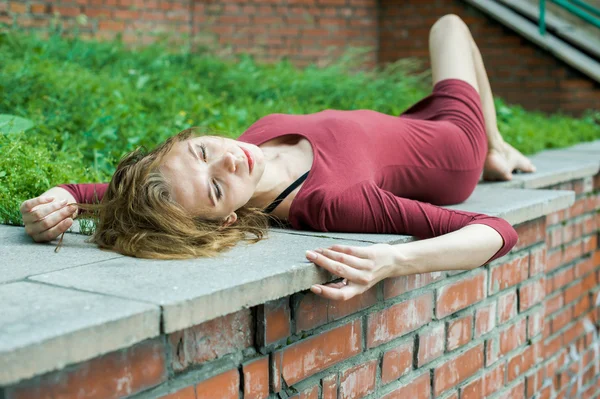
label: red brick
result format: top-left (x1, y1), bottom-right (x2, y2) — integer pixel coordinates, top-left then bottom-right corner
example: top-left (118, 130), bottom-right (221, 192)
top-left (475, 301), bottom-right (496, 338)
top-left (437, 271), bottom-right (486, 318)
top-left (328, 286), bottom-right (377, 322)
top-left (159, 386), bottom-right (196, 399)
top-left (575, 256), bottom-right (595, 278)
top-left (294, 287), bottom-right (376, 333)
top-left (582, 214), bottom-right (597, 235)
top-left (276, 320), bottom-right (362, 386)
top-left (433, 344), bottom-right (484, 396)
top-left (530, 246), bottom-right (546, 276)
top-left (381, 372), bottom-right (431, 399)
top-left (258, 298), bottom-right (290, 345)
top-left (504, 380), bottom-right (526, 399)
top-left (546, 248), bottom-right (563, 272)
top-left (243, 356), bottom-right (269, 399)
top-left (525, 368), bottom-right (544, 398)
top-left (547, 210), bottom-right (566, 226)
top-left (381, 341), bottom-right (413, 384)
top-left (547, 227), bottom-right (562, 248)
top-left (339, 360), bottom-right (377, 399)
top-left (367, 292), bottom-right (433, 348)
top-left (500, 318), bottom-right (527, 356)
top-left (99, 20), bottom-right (125, 31)
top-left (417, 322), bottom-right (445, 366)
top-left (570, 198), bottom-right (587, 218)
top-left (563, 319), bottom-right (585, 345)
top-left (544, 334), bottom-right (563, 358)
top-left (528, 307), bottom-right (544, 338)
top-left (484, 362), bottom-right (506, 396)
top-left (514, 218), bottom-right (546, 250)
top-left (564, 281), bottom-right (583, 304)
top-left (519, 278), bottom-right (545, 311)
top-left (551, 307), bottom-right (572, 333)
top-left (169, 309), bottom-right (253, 372)
top-left (545, 292), bottom-right (564, 316)
top-left (490, 254), bottom-right (529, 294)
top-left (383, 271), bottom-right (443, 299)
top-left (583, 235), bottom-right (598, 254)
top-left (321, 374), bottom-right (337, 399)
top-left (552, 266), bottom-right (574, 290)
top-left (563, 240), bottom-right (583, 265)
top-left (573, 295), bottom-right (591, 319)
top-left (7, 338), bottom-right (167, 399)
top-left (486, 337), bottom-right (499, 366)
top-left (9, 2), bottom-right (27, 13)
top-left (30, 4), bottom-right (50, 14)
top-left (446, 313), bottom-right (472, 351)
top-left (460, 377), bottom-right (482, 399)
top-left (507, 344), bottom-right (536, 381)
top-left (497, 290), bottom-right (517, 324)
top-left (54, 6), bottom-right (80, 17)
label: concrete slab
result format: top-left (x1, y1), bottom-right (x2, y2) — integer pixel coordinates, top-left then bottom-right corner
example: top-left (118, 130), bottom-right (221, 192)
top-left (566, 140), bottom-right (600, 154)
top-left (30, 232), bottom-right (380, 333)
top-left (513, 156), bottom-right (599, 189)
top-left (0, 281), bottom-right (160, 385)
top-left (272, 228), bottom-right (414, 245)
top-left (0, 225), bottom-right (122, 284)
top-left (444, 186), bottom-right (574, 225)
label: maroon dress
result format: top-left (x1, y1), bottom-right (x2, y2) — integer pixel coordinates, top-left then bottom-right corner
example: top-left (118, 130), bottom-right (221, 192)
top-left (60, 79), bottom-right (517, 263)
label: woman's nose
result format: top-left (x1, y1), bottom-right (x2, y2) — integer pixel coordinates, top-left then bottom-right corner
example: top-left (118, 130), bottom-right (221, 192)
top-left (222, 152), bottom-right (237, 173)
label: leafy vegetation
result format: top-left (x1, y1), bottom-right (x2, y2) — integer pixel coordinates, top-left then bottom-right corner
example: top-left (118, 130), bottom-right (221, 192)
top-left (1, 31), bottom-right (599, 224)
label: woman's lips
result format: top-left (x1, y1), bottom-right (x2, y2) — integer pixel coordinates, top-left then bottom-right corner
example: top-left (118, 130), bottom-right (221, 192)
top-left (241, 147), bottom-right (254, 173)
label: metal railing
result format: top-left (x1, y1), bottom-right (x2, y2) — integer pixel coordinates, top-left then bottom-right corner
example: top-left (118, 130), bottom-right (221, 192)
top-left (539, 0), bottom-right (600, 34)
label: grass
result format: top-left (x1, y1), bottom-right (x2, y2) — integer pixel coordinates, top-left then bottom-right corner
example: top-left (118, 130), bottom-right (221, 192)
top-left (1, 31), bottom-right (599, 224)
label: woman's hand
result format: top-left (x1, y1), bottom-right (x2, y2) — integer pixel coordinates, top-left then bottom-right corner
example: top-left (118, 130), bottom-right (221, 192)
top-left (305, 243), bottom-right (399, 301)
top-left (21, 195), bottom-right (77, 242)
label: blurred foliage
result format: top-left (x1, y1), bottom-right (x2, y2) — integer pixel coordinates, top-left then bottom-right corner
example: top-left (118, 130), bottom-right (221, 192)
top-left (0, 31), bottom-right (599, 224)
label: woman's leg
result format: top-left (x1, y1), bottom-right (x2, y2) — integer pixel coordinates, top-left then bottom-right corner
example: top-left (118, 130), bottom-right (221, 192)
top-left (429, 14), bottom-right (535, 181)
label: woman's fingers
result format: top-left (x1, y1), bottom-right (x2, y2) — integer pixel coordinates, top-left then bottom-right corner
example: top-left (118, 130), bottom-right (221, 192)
top-left (25, 204), bottom-right (77, 237)
top-left (22, 198), bottom-right (69, 224)
top-left (329, 244), bottom-right (372, 260)
top-left (31, 218), bottom-right (73, 243)
top-left (20, 196), bottom-right (55, 214)
top-left (316, 247), bottom-right (373, 271)
top-left (311, 283), bottom-right (359, 301)
top-left (306, 249), bottom-right (370, 284)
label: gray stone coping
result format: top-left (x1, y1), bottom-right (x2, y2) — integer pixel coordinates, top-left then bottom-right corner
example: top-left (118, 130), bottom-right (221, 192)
top-left (0, 281), bottom-right (160, 385)
top-left (0, 140), bottom-right (598, 386)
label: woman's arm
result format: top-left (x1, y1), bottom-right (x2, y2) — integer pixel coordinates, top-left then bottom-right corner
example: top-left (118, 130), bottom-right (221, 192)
top-left (306, 223), bottom-right (509, 301)
top-left (395, 223), bottom-right (504, 275)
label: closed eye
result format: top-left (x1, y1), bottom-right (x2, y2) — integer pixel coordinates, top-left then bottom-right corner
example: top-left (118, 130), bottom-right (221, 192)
top-left (198, 144), bottom-right (207, 162)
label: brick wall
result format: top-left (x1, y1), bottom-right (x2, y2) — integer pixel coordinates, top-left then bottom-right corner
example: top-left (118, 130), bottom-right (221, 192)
top-left (379, 0), bottom-right (600, 115)
top-left (3, 173), bottom-right (600, 399)
top-left (2, 0), bottom-right (598, 113)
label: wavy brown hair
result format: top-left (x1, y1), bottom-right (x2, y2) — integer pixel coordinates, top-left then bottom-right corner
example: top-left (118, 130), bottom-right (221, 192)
top-left (76, 128), bottom-right (272, 259)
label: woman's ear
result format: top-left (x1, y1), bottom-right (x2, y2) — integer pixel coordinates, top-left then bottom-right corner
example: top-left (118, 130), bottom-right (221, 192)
top-left (222, 212), bottom-right (238, 227)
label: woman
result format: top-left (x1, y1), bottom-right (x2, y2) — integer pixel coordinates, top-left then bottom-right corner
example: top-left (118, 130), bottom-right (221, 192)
top-left (20, 15), bottom-right (535, 301)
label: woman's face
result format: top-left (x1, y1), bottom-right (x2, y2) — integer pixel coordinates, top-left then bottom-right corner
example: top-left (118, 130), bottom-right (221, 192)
top-left (160, 136), bottom-right (265, 221)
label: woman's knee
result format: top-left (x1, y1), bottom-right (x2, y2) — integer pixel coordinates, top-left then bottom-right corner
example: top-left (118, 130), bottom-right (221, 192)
top-left (430, 14), bottom-right (469, 38)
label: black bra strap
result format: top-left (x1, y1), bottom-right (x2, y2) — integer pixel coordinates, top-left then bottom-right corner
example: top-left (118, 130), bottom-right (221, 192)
top-left (264, 170), bottom-right (310, 214)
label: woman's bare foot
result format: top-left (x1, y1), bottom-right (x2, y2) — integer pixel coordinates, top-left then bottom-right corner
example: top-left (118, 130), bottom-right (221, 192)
top-left (483, 141), bottom-right (536, 181)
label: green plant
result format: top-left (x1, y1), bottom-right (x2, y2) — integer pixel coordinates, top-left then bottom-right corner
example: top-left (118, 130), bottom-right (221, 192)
top-left (1, 31), bottom-right (599, 225)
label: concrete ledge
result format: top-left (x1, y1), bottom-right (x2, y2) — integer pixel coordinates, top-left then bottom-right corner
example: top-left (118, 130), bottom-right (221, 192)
top-left (0, 140), bottom-right (598, 386)
top-left (0, 280), bottom-right (160, 385)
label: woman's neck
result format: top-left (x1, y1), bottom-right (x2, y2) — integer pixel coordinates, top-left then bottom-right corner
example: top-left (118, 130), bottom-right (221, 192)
top-left (246, 136), bottom-right (311, 212)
